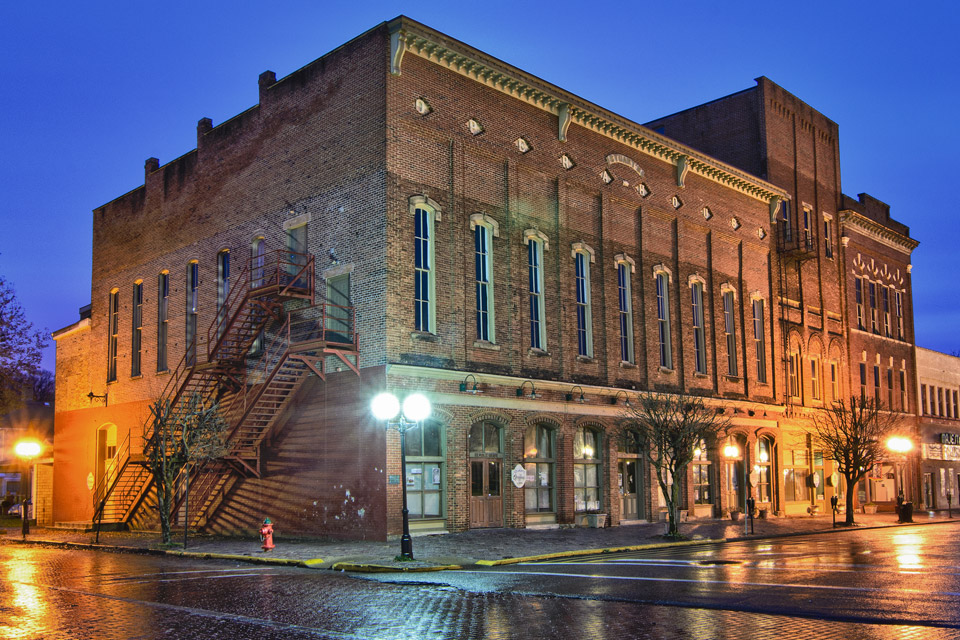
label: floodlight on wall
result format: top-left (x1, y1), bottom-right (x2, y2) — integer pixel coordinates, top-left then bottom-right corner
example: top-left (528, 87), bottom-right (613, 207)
top-left (516, 380), bottom-right (539, 399)
top-left (565, 386), bottom-right (585, 403)
top-left (459, 374), bottom-right (481, 394)
top-left (609, 390), bottom-right (631, 407)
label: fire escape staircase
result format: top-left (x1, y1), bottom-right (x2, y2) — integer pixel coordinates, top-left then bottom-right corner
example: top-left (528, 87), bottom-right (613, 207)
top-left (775, 223), bottom-right (818, 416)
top-left (91, 249), bottom-right (358, 530)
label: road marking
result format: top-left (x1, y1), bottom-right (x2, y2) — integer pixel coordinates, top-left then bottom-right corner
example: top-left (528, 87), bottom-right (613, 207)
top-left (453, 569), bottom-right (960, 598)
top-left (538, 559), bottom-right (960, 577)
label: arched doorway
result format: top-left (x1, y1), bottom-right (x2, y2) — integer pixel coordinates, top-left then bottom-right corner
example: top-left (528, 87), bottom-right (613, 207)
top-left (618, 429), bottom-right (645, 521)
top-left (95, 424), bottom-right (118, 490)
top-left (469, 421), bottom-right (503, 528)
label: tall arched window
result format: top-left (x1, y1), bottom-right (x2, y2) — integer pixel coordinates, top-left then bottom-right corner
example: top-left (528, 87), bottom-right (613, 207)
top-left (574, 427), bottom-right (602, 512)
top-left (404, 420), bottom-right (444, 520)
top-left (615, 255), bottom-right (635, 364)
top-left (185, 261), bottom-right (199, 366)
top-left (523, 424), bottom-right (554, 513)
top-left (412, 199), bottom-right (438, 333)
top-left (251, 237), bottom-right (265, 288)
top-left (216, 250), bottom-right (230, 340)
top-left (654, 266), bottom-right (672, 369)
top-left (690, 276), bottom-right (707, 375)
top-left (572, 245), bottom-right (594, 358)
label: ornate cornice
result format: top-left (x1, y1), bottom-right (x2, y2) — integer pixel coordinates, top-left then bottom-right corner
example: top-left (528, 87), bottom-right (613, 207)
top-left (388, 18), bottom-right (788, 206)
top-left (840, 210), bottom-right (919, 253)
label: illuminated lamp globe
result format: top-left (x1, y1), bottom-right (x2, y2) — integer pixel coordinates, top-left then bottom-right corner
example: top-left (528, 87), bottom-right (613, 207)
top-left (15, 440), bottom-right (42, 459)
top-left (371, 393), bottom-right (401, 421)
top-left (723, 444), bottom-right (740, 459)
top-left (886, 436), bottom-right (913, 454)
top-left (402, 393), bottom-right (431, 422)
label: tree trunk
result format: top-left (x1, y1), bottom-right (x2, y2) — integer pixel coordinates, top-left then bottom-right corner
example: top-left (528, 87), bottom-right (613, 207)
top-left (667, 477), bottom-right (682, 537)
top-left (845, 476), bottom-right (857, 526)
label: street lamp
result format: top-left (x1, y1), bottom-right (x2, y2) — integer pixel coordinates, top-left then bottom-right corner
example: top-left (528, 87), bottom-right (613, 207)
top-left (886, 436), bottom-right (913, 522)
top-left (14, 439), bottom-right (42, 539)
top-left (371, 392), bottom-right (431, 560)
top-left (723, 441), bottom-right (750, 535)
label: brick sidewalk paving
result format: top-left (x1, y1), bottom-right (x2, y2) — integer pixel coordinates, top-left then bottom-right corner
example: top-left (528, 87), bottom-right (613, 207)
top-left (4, 510), bottom-right (957, 570)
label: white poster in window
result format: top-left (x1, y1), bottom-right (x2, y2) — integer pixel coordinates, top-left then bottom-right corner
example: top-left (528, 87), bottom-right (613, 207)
top-left (407, 475), bottom-right (416, 487)
top-left (539, 471), bottom-right (548, 487)
top-left (432, 467), bottom-right (441, 485)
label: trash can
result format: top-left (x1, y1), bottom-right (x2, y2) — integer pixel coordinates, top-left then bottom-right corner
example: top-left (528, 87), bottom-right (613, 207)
top-left (899, 501), bottom-right (914, 523)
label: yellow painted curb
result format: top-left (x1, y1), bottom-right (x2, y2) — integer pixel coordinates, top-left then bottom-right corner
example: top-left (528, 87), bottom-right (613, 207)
top-left (476, 538), bottom-right (726, 566)
top-left (302, 558), bottom-right (326, 567)
top-left (332, 562), bottom-right (462, 573)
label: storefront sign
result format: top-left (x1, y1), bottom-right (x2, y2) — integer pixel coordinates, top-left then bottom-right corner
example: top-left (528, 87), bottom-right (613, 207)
top-left (511, 464), bottom-right (527, 488)
top-left (941, 433), bottom-right (960, 446)
top-left (388, 474), bottom-right (400, 485)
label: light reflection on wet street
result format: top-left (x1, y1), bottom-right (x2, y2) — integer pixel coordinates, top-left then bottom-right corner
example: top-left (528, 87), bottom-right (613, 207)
top-left (1, 523), bottom-right (959, 639)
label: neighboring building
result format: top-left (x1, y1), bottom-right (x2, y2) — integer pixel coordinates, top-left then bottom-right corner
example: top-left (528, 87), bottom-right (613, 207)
top-left (53, 18), bottom-right (918, 539)
top-left (915, 347), bottom-right (960, 510)
top-left (647, 77), bottom-right (919, 512)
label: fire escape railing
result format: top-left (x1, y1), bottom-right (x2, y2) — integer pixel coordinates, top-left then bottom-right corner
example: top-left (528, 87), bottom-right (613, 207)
top-left (90, 248), bottom-right (316, 528)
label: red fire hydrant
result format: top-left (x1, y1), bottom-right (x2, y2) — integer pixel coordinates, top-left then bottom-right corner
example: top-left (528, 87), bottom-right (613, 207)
top-left (259, 518), bottom-right (274, 551)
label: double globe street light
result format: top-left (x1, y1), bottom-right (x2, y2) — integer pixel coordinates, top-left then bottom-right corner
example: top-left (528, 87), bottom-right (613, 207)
top-left (371, 392), bottom-right (431, 560)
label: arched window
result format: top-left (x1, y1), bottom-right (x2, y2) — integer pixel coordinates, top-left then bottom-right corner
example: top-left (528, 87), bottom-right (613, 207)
top-left (524, 231), bottom-right (548, 351)
top-left (653, 265), bottom-right (672, 369)
top-left (615, 255), bottom-right (635, 364)
top-left (523, 424), bottom-right (554, 513)
top-left (251, 237), bottom-right (265, 288)
top-left (185, 261), bottom-right (199, 366)
top-left (756, 436), bottom-right (774, 503)
top-left (692, 439), bottom-right (712, 505)
top-left (404, 420), bottom-right (444, 520)
top-left (574, 427), bottom-right (602, 512)
top-left (157, 271), bottom-right (169, 372)
top-left (572, 244), bottom-right (595, 358)
top-left (411, 199), bottom-right (439, 333)
top-left (107, 289), bottom-right (119, 382)
top-left (216, 250), bottom-right (230, 340)
top-left (131, 280), bottom-right (143, 377)
top-left (470, 213), bottom-right (498, 343)
top-left (689, 276), bottom-right (707, 375)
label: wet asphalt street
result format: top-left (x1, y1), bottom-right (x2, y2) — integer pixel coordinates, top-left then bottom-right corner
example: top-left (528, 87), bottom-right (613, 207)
top-left (2, 523), bottom-right (959, 639)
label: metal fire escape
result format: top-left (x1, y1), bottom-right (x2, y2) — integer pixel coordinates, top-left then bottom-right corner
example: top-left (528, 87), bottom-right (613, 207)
top-left (91, 248), bottom-right (359, 530)
top-left (776, 216), bottom-right (817, 415)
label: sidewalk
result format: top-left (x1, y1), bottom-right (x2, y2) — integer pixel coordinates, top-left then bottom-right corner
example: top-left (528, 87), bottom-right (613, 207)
top-left (4, 511), bottom-right (958, 572)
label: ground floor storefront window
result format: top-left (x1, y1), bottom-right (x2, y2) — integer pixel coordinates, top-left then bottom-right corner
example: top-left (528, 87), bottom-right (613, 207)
top-left (574, 427), bottom-right (601, 512)
top-left (405, 419), bottom-right (444, 519)
top-left (523, 424), bottom-right (554, 513)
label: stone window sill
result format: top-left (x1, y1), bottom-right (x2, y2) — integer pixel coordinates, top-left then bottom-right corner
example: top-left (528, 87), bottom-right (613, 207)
top-left (411, 331), bottom-right (441, 344)
top-left (473, 340), bottom-right (501, 351)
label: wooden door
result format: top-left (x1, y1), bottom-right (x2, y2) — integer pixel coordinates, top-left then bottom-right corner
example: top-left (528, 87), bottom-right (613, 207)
top-left (470, 459), bottom-right (503, 528)
top-left (620, 459), bottom-right (639, 520)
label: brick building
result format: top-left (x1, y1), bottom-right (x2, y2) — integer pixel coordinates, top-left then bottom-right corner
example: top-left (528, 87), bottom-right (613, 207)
top-left (915, 347), bottom-right (960, 510)
top-left (53, 18), bottom-right (917, 539)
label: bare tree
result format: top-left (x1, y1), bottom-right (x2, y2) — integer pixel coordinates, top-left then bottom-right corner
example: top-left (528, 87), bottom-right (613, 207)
top-left (30, 370), bottom-right (54, 404)
top-left (812, 396), bottom-right (902, 526)
top-left (623, 393), bottom-right (730, 538)
top-left (0, 276), bottom-right (47, 414)
top-left (145, 393), bottom-right (228, 544)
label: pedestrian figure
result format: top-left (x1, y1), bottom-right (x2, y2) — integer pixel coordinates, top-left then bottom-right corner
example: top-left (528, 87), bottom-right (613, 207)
top-left (260, 518), bottom-right (274, 551)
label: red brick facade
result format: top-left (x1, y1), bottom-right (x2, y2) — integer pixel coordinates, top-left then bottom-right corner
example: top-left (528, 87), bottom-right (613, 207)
top-left (53, 19), bottom-right (919, 538)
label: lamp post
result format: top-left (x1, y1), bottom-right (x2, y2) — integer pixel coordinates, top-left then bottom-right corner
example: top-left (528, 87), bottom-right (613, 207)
top-left (371, 391), bottom-right (431, 560)
top-left (723, 441), bottom-right (750, 535)
top-left (14, 440), bottom-right (42, 539)
top-left (886, 436), bottom-right (913, 523)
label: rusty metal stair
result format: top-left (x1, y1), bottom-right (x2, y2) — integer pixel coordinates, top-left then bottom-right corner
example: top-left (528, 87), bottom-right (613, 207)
top-left (91, 249), bottom-right (317, 530)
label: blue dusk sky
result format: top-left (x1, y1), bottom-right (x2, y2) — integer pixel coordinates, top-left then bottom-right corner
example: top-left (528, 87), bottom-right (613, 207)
top-left (1, 1), bottom-right (958, 371)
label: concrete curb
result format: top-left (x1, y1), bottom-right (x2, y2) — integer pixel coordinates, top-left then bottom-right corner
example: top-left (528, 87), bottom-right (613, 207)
top-left (165, 550), bottom-right (319, 568)
top-left (475, 537), bottom-right (725, 566)
top-left (331, 562), bottom-right (462, 573)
